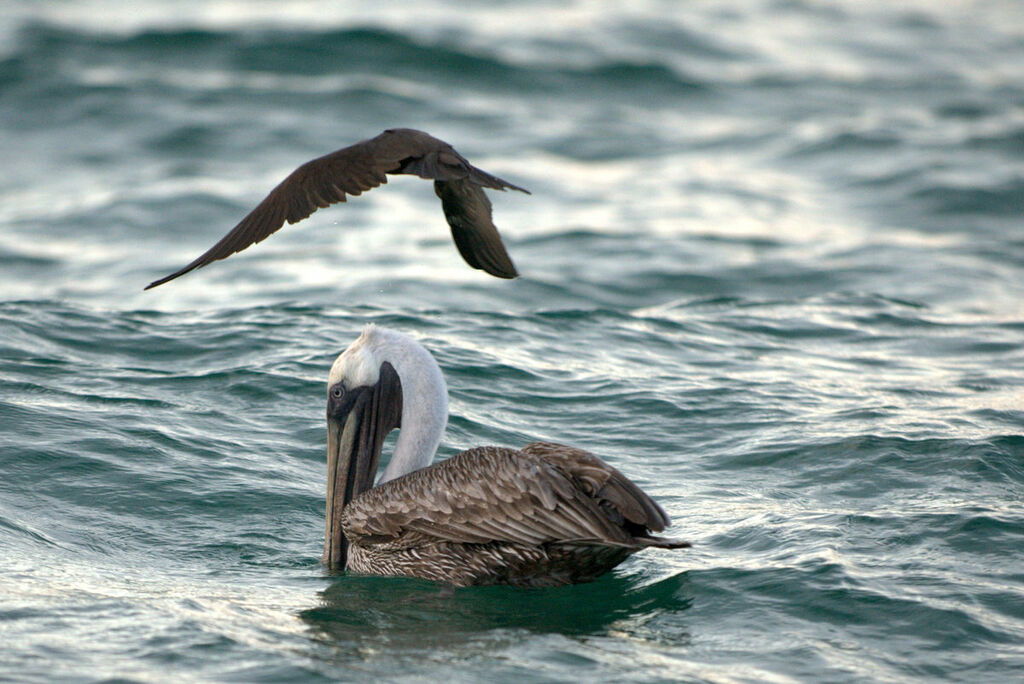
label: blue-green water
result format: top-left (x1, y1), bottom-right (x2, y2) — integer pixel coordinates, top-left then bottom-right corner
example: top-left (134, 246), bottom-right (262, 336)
top-left (2, 1), bottom-right (1024, 681)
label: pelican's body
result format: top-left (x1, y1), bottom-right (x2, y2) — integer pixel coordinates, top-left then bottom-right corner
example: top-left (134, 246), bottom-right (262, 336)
top-left (324, 326), bottom-right (689, 587)
top-left (145, 128), bottom-right (528, 290)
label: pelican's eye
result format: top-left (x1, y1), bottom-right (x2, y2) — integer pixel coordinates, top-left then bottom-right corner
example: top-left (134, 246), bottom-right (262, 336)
top-left (330, 385), bottom-right (344, 400)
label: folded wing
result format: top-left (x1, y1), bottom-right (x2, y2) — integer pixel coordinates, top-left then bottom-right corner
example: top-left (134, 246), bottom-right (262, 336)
top-left (342, 444), bottom-right (689, 550)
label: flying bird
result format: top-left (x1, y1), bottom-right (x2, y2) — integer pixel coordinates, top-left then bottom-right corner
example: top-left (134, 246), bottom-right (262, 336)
top-left (144, 129), bottom-right (529, 290)
top-left (324, 325), bottom-right (690, 587)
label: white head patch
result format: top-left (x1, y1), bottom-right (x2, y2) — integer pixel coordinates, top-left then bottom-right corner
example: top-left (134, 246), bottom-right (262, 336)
top-left (326, 324), bottom-right (449, 481)
top-left (328, 324), bottom-right (385, 389)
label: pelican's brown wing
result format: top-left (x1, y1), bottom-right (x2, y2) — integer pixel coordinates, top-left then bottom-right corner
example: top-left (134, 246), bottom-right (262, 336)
top-left (144, 128), bottom-right (528, 289)
top-left (341, 444), bottom-right (689, 550)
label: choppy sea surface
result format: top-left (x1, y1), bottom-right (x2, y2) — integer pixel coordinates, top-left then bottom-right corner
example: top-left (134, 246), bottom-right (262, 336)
top-left (2, 1), bottom-right (1023, 681)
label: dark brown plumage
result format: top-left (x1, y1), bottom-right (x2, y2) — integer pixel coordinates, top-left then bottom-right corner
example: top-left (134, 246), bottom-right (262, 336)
top-left (341, 443), bottom-right (690, 587)
top-left (144, 128), bottom-right (529, 290)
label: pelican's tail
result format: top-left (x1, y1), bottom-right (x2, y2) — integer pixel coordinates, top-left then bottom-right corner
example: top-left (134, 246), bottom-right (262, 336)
top-left (636, 535), bottom-right (692, 549)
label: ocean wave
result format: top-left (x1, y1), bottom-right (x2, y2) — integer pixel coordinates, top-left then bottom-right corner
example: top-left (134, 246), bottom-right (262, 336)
top-left (9, 22), bottom-right (709, 99)
top-left (910, 178), bottom-right (1024, 217)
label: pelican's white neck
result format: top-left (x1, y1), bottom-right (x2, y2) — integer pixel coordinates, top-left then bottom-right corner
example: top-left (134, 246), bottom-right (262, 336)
top-left (331, 325), bottom-right (448, 483)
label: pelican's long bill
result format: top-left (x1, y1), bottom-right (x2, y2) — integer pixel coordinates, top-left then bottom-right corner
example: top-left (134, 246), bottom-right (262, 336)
top-left (324, 361), bottom-right (403, 570)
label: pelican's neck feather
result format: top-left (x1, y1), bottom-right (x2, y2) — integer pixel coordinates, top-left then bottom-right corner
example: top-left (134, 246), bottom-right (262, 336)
top-left (335, 325), bottom-right (448, 483)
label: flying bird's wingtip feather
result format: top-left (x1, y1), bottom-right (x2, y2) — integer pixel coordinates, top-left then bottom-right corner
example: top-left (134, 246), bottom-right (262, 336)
top-left (144, 269), bottom-right (188, 290)
top-left (144, 265), bottom-right (198, 290)
top-left (456, 227), bottom-right (519, 280)
top-left (483, 263), bottom-right (519, 279)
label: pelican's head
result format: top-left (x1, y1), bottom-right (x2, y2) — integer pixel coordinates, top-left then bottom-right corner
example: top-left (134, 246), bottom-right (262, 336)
top-left (323, 325), bottom-right (404, 571)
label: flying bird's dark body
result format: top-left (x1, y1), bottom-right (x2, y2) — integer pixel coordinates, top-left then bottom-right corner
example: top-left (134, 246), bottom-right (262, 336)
top-left (145, 128), bottom-right (528, 289)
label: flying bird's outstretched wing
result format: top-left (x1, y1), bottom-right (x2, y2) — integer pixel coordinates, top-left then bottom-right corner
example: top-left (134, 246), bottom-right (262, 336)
top-left (144, 128), bottom-right (529, 289)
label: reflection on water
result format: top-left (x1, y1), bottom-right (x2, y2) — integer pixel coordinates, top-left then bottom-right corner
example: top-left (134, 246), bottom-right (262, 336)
top-left (301, 570), bottom-right (693, 653)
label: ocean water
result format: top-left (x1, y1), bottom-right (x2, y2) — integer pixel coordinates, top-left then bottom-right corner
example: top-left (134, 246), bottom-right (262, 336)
top-left (2, 1), bottom-right (1024, 681)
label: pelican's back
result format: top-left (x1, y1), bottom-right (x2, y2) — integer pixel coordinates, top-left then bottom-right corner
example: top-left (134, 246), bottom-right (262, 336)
top-left (341, 443), bottom-right (688, 587)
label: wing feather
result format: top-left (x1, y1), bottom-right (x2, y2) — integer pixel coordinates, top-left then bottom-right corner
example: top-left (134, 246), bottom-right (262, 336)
top-left (524, 442), bottom-right (672, 528)
top-left (435, 180), bottom-right (518, 279)
top-left (341, 445), bottom-right (672, 551)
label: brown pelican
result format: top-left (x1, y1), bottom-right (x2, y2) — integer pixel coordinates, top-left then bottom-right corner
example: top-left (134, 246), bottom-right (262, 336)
top-left (145, 129), bottom-right (529, 289)
top-left (325, 325), bottom-right (689, 587)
